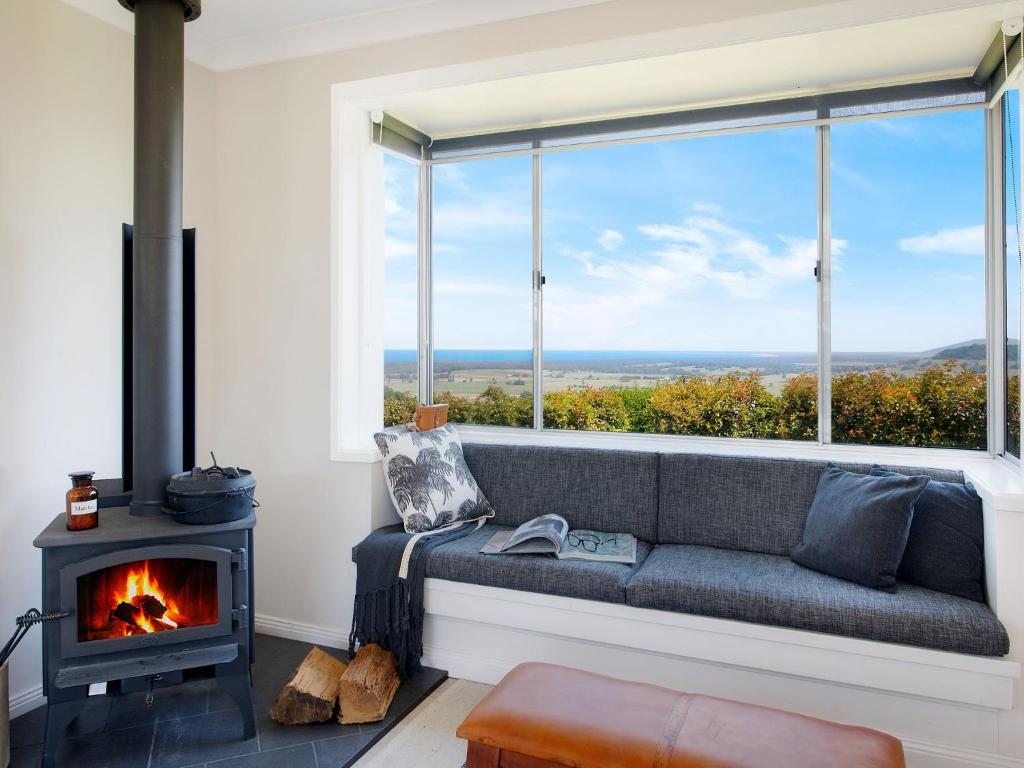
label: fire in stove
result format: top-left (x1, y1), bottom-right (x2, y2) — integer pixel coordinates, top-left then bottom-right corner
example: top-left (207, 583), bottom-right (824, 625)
top-left (77, 558), bottom-right (219, 642)
top-left (111, 563), bottom-right (183, 634)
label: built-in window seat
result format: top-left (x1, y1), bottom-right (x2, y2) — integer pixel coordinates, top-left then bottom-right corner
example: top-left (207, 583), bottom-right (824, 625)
top-left (406, 442), bottom-right (1023, 767)
top-left (423, 444), bottom-right (1008, 657)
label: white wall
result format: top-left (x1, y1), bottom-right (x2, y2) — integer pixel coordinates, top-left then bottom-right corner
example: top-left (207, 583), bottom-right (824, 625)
top-left (207, 0), bottom-right (1001, 647)
top-left (0, 0), bottom-right (215, 709)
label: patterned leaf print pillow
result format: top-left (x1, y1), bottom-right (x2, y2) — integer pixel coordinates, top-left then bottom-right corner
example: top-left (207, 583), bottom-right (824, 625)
top-left (373, 424), bottom-right (495, 534)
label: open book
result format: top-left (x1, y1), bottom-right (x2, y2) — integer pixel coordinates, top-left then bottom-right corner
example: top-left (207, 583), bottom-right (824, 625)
top-left (480, 514), bottom-right (636, 564)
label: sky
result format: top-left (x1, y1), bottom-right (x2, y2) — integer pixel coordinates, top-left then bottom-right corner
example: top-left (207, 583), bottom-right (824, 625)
top-left (384, 106), bottom-right (988, 354)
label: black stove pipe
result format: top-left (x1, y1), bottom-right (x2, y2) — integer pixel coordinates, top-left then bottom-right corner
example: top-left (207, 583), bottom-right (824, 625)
top-left (118, 0), bottom-right (201, 516)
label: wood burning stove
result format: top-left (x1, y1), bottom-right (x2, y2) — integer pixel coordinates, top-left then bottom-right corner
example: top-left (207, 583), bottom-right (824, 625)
top-left (34, 509), bottom-right (256, 768)
top-left (30, 2), bottom-right (258, 765)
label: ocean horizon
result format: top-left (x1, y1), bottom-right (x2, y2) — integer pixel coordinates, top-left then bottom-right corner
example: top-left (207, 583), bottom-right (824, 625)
top-left (385, 349), bottom-right (876, 363)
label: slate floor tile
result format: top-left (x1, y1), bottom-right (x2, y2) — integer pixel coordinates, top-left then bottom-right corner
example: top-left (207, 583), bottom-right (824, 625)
top-left (256, 710), bottom-right (362, 752)
top-left (149, 709), bottom-right (258, 768)
top-left (9, 743), bottom-right (43, 768)
top-left (106, 678), bottom-right (210, 730)
top-left (6, 635), bottom-right (444, 768)
top-left (9, 704), bottom-right (46, 749)
top-left (67, 695), bottom-right (114, 737)
top-left (207, 743), bottom-right (317, 768)
top-left (312, 731), bottom-right (379, 768)
top-left (9, 694), bottom-right (110, 751)
top-left (55, 722), bottom-right (154, 768)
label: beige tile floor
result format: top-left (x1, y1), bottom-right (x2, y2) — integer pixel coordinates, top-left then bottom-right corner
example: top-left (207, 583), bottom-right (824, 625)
top-left (354, 679), bottom-right (492, 768)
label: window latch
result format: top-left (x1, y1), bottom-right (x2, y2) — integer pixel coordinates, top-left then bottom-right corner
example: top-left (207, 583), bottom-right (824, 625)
top-left (536, 272), bottom-right (546, 290)
top-left (814, 260), bottom-right (821, 281)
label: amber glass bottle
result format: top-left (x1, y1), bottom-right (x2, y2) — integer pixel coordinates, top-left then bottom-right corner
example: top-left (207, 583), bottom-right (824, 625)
top-left (66, 472), bottom-right (99, 531)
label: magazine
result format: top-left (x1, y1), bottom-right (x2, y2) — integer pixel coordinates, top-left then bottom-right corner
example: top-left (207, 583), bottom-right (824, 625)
top-left (479, 513), bottom-right (636, 564)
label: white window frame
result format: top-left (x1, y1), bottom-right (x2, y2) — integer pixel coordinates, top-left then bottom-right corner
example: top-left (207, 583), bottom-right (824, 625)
top-left (408, 101), bottom-right (1006, 459)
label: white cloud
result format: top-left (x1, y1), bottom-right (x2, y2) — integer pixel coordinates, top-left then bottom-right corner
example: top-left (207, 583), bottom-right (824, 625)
top-left (692, 201), bottom-right (723, 215)
top-left (610, 215), bottom-right (825, 299)
top-left (542, 214), bottom-right (834, 348)
top-left (549, 221), bottom-right (850, 347)
top-left (434, 278), bottom-right (521, 297)
top-left (385, 237), bottom-right (416, 261)
top-left (899, 225), bottom-right (984, 256)
top-left (597, 229), bottom-right (623, 251)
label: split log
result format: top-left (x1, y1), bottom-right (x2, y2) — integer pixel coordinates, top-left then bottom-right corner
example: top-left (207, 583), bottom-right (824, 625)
top-left (270, 646), bottom-right (348, 725)
top-left (337, 644), bottom-right (400, 724)
top-left (110, 602), bottom-right (141, 627)
top-left (131, 594), bottom-right (167, 620)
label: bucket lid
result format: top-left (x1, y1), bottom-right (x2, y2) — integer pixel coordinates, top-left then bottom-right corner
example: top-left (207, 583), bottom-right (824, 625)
top-left (168, 463), bottom-right (255, 496)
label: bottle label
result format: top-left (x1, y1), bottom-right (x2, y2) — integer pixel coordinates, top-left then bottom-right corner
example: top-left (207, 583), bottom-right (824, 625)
top-left (70, 500), bottom-right (97, 516)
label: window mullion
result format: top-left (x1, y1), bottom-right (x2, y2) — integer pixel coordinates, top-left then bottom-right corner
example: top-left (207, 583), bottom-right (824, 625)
top-left (418, 157), bottom-right (433, 405)
top-left (987, 101), bottom-right (1006, 457)
top-left (816, 125), bottom-right (832, 445)
top-left (532, 149), bottom-right (544, 431)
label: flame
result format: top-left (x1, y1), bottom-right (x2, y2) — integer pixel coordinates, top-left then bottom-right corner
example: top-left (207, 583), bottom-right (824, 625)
top-left (112, 562), bottom-right (184, 635)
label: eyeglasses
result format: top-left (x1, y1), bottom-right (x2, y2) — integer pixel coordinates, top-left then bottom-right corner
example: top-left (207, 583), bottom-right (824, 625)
top-left (567, 533), bottom-right (618, 552)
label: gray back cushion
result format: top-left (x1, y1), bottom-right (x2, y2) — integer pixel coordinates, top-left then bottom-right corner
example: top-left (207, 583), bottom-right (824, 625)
top-left (658, 453), bottom-right (964, 555)
top-left (462, 444), bottom-right (659, 541)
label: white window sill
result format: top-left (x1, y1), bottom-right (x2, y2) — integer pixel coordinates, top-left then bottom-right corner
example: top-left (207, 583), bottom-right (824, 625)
top-left (336, 424), bottom-right (1024, 510)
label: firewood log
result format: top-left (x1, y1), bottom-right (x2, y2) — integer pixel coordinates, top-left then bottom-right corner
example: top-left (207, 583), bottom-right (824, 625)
top-left (337, 644), bottom-right (400, 724)
top-left (270, 646), bottom-right (348, 725)
top-left (110, 602), bottom-right (141, 627)
top-left (131, 594), bottom-right (167, 620)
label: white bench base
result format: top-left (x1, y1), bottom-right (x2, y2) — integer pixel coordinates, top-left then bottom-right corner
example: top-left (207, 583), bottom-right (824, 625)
top-left (421, 578), bottom-right (1022, 768)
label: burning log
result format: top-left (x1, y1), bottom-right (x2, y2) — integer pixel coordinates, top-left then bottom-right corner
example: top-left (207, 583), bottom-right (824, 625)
top-left (109, 593), bottom-right (175, 633)
top-left (337, 644), bottom-right (400, 725)
top-left (131, 594), bottom-right (167, 620)
top-left (110, 601), bottom-right (142, 627)
top-left (270, 647), bottom-right (348, 725)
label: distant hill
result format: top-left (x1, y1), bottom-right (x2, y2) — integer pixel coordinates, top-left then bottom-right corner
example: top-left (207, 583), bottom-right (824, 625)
top-left (927, 339), bottom-right (1018, 361)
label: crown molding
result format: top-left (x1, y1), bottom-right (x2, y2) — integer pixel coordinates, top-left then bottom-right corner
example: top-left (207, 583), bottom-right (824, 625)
top-left (60, 0), bottom-right (613, 72)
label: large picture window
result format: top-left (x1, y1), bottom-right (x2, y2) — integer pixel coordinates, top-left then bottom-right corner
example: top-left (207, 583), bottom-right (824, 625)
top-left (376, 79), bottom-right (1012, 453)
top-left (541, 129), bottom-right (818, 438)
top-left (830, 110), bottom-right (986, 449)
top-left (431, 157), bottom-right (534, 427)
top-left (382, 153), bottom-right (420, 426)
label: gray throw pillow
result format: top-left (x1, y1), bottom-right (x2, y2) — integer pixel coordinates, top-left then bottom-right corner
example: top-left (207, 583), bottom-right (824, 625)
top-left (870, 467), bottom-right (985, 602)
top-left (791, 464), bottom-right (929, 592)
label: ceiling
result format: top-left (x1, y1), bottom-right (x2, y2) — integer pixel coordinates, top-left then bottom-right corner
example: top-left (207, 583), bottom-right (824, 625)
top-left (378, 2), bottom-right (1021, 139)
top-left (61, 0), bottom-right (614, 71)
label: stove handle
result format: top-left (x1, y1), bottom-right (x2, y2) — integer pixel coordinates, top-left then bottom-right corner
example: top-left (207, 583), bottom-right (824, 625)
top-left (231, 548), bottom-right (248, 572)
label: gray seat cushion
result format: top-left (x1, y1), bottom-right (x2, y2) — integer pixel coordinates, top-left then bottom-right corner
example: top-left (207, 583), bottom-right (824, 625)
top-left (462, 444), bottom-right (659, 541)
top-left (625, 545), bottom-right (1009, 656)
top-left (658, 453), bottom-right (965, 555)
top-left (425, 524), bottom-right (654, 603)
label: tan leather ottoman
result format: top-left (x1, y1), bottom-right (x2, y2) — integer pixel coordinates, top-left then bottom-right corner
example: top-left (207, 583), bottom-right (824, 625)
top-left (458, 663), bottom-right (905, 768)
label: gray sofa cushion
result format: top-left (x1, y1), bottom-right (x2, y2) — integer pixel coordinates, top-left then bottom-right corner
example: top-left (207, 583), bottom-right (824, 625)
top-left (658, 453), bottom-right (965, 555)
top-left (871, 468), bottom-right (986, 603)
top-left (625, 545), bottom-right (1008, 656)
top-left (791, 465), bottom-right (927, 592)
top-left (462, 444), bottom-right (659, 541)
top-left (425, 524), bottom-right (654, 603)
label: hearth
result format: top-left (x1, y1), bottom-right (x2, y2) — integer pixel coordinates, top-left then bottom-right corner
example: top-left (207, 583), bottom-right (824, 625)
top-left (34, 508), bottom-right (256, 768)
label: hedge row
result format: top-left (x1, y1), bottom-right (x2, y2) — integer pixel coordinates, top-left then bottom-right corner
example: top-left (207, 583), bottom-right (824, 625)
top-left (384, 362), bottom-right (1009, 450)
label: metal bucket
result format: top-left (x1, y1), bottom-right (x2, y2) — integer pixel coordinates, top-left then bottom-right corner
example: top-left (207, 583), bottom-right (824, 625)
top-left (1, 660), bottom-right (9, 768)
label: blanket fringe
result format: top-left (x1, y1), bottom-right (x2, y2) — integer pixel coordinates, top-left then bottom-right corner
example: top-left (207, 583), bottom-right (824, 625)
top-left (348, 580), bottom-right (420, 679)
